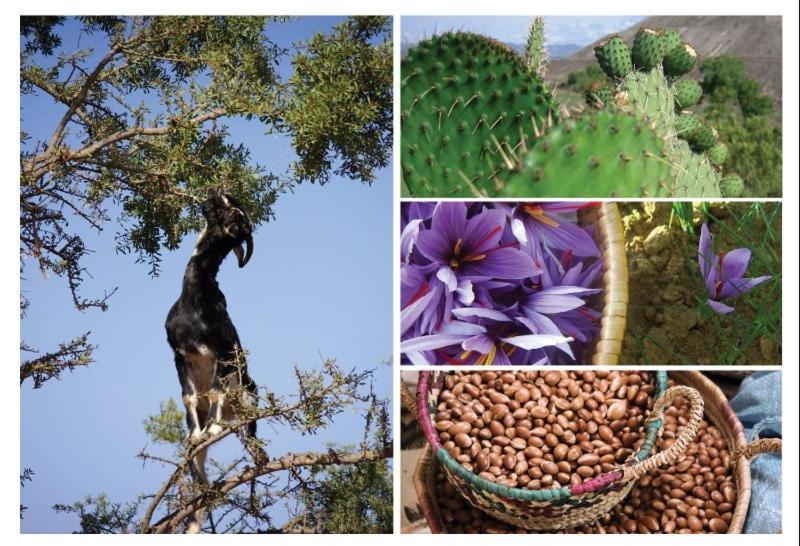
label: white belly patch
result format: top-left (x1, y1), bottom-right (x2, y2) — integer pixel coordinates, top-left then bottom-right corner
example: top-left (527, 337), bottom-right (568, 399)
top-left (181, 345), bottom-right (217, 394)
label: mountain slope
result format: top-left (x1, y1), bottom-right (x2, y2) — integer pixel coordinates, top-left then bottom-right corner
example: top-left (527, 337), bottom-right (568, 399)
top-left (548, 16), bottom-right (782, 103)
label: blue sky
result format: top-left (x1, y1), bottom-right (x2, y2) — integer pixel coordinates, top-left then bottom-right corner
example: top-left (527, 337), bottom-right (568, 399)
top-left (20, 16), bottom-right (392, 532)
top-left (402, 15), bottom-right (645, 47)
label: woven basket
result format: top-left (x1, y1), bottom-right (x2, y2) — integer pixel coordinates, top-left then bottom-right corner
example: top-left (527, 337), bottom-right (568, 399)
top-left (413, 371), bottom-right (781, 533)
top-left (416, 371), bottom-right (704, 531)
top-left (579, 202), bottom-right (628, 365)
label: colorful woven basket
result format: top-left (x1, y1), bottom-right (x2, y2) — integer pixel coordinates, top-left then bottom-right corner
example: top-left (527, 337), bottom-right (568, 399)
top-left (413, 371), bottom-right (781, 533)
top-left (416, 370), bottom-right (704, 531)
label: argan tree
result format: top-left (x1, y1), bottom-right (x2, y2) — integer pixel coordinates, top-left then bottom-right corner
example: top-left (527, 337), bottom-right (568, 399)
top-left (20, 15), bottom-right (391, 385)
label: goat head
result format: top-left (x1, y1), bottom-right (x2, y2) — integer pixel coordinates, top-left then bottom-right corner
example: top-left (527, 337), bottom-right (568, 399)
top-left (201, 190), bottom-right (254, 267)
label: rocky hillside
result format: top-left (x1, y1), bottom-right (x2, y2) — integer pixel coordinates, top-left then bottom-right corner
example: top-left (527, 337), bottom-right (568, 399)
top-left (548, 16), bottom-right (782, 103)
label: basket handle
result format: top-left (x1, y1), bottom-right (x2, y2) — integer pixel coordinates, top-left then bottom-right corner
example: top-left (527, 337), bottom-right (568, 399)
top-left (733, 437), bottom-right (782, 459)
top-left (622, 385), bottom-right (704, 482)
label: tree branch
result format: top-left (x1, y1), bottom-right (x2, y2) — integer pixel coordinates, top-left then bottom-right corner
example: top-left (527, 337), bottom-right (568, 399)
top-left (144, 446), bottom-right (392, 534)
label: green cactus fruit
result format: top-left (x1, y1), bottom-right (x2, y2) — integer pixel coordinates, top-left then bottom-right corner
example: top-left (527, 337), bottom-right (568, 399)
top-left (673, 79), bottom-right (703, 108)
top-left (400, 32), bottom-right (557, 197)
top-left (660, 29), bottom-right (682, 54)
top-left (631, 28), bottom-right (665, 70)
top-left (707, 142), bottom-right (729, 166)
top-left (495, 110), bottom-right (675, 197)
top-left (663, 43), bottom-right (697, 77)
top-left (720, 175), bottom-right (744, 198)
top-left (585, 80), bottom-right (613, 108)
top-left (686, 123), bottom-right (717, 152)
top-left (595, 36), bottom-right (633, 79)
top-left (675, 111), bottom-right (701, 139)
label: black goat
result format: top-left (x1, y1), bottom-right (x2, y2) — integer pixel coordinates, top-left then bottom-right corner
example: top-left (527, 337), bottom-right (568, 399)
top-left (165, 190), bottom-right (258, 532)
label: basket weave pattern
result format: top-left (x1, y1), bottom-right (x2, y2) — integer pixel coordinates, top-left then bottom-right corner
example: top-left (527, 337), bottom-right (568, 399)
top-left (414, 371), bottom-right (781, 534)
top-left (417, 371), bottom-right (706, 531)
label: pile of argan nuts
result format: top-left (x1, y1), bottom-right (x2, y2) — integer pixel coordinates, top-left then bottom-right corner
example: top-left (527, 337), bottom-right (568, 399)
top-left (430, 375), bottom-right (737, 534)
top-left (434, 370), bottom-right (656, 490)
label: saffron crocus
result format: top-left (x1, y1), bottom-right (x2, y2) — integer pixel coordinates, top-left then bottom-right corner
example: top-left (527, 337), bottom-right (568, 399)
top-left (503, 202), bottom-right (601, 260)
top-left (698, 223), bottom-right (771, 315)
top-left (401, 306), bottom-right (572, 365)
top-left (400, 201), bottom-right (605, 365)
top-left (414, 202), bottom-right (536, 289)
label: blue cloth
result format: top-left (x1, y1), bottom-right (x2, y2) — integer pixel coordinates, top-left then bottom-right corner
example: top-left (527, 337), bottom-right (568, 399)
top-left (728, 371), bottom-right (782, 534)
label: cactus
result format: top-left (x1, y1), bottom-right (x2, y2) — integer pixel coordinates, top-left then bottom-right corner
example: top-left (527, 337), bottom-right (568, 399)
top-left (526, 17), bottom-right (549, 78)
top-left (675, 111), bottom-right (701, 138)
top-left (663, 43), bottom-right (697, 77)
top-left (631, 28), bottom-right (666, 70)
top-left (707, 142), bottom-right (729, 166)
top-left (585, 80), bottom-right (613, 109)
top-left (401, 32), bottom-right (557, 197)
top-left (673, 79), bottom-right (703, 108)
top-left (720, 174), bottom-right (745, 197)
top-left (494, 111), bottom-right (673, 197)
top-left (685, 123), bottom-right (717, 152)
top-left (595, 36), bottom-right (633, 79)
top-left (400, 26), bottom-right (727, 198)
top-left (616, 67), bottom-right (676, 135)
top-left (660, 29), bottom-right (682, 54)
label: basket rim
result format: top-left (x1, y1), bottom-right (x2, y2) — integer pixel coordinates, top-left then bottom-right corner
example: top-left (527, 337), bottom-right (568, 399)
top-left (413, 371), bottom-right (759, 534)
top-left (417, 370), bottom-right (669, 502)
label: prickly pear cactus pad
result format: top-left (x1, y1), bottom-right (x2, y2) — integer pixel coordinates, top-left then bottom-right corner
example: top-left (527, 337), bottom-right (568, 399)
top-left (495, 110), bottom-right (675, 197)
top-left (616, 67), bottom-right (676, 135)
top-left (401, 32), bottom-right (557, 197)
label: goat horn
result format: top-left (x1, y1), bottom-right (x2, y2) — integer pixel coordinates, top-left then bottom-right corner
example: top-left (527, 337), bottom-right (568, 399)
top-left (234, 233), bottom-right (254, 268)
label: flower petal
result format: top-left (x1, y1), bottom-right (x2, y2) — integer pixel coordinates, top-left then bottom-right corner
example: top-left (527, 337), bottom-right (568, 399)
top-left (401, 333), bottom-right (467, 353)
top-left (431, 202), bottom-right (467, 246)
top-left (708, 299), bottom-right (736, 315)
top-left (400, 290), bottom-right (433, 337)
top-left (719, 248), bottom-right (751, 283)
top-left (452, 306), bottom-right (512, 322)
top-left (500, 334), bottom-right (573, 350)
top-left (462, 333), bottom-right (494, 354)
top-left (719, 275), bottom-right (772, 300)
top-left (436, 265), bottom-right (457, 292)
top-left (511, 217), bottom-right (528, 245)
top-left (462, 208), bottom-right (506, 254)
top-left (400, 219), bottom-right (422, 263)
top-left (461, 247), bottom-right (536, 279)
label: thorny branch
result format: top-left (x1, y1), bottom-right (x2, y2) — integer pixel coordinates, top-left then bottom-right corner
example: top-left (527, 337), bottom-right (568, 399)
top-left (136, 358), bottom-right (392, 534)
top-left (20, 334), bottom-right (96, 389)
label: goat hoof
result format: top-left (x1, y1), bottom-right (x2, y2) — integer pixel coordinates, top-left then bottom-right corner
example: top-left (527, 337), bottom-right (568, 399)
top-left (187, 429), bottom-right (203, 445)
top-left (205, 423), bottom-right (223, 437)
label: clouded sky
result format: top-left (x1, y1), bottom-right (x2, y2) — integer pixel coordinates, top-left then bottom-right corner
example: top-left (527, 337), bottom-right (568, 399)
top-left (402, 15), bottom-right (645, 47)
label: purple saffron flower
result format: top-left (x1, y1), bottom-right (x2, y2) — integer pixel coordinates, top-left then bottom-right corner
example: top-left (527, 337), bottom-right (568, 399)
top-left (503, 202), bottom-right (601, 260)
top-left (698, 223), bottom-right (771, 315)
top-left (401, 306), bottom-right (572, 365)
top-left (414, 202), bottom-right (536, 290)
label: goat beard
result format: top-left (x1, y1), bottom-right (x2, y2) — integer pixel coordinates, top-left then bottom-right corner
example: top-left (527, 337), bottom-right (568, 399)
top-left (233, 233), bottom-right (254, 268)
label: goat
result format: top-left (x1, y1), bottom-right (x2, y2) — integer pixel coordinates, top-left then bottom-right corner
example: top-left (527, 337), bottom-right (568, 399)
top-left (165, 190), bottom-right (259, 533)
